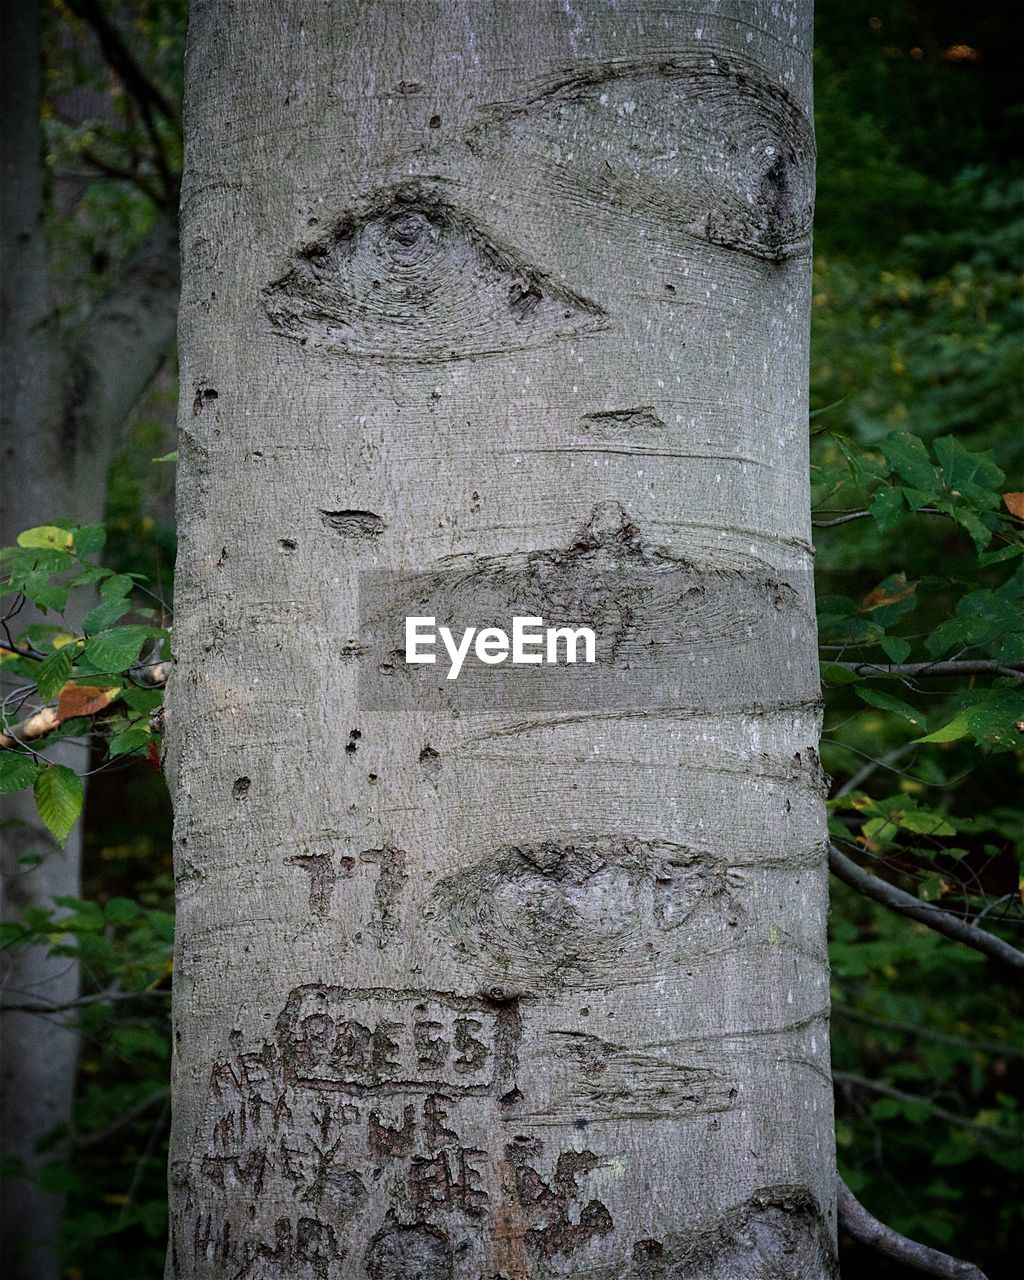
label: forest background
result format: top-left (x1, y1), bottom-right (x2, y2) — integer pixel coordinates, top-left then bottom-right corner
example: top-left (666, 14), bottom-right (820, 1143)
top-left (1, 2), bottom-right (1021, 1277)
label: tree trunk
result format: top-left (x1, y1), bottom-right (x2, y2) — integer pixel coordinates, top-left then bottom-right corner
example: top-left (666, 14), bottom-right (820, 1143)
top-left (168, 2), bottom-right (833, 1276)
top-left (1, 6), bottom-right (178, 1275)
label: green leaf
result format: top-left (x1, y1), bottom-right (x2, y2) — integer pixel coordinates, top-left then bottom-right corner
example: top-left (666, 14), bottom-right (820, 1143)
top-left (21, 573), bottom-right (67, 613)
top-left (933, 436), bottom-right (1004, 506)
top-left (99, 573), bottom-right (136, 599)
top-left (82, 595), bottom-right (132, 636)
top-left (881, 431), bottom-right (939, 493)
top-left (81, 626), bottom-right (154, 674)
top-left (120, 687), bottom-right (163, 714)
top-left (821, 663), bottom-right (861, 687)
top-left (917, 710), bottom-right (973, 744)
top-left (880, 636), bottom-right (912, 664)
top-left (898, 810), bottom-right (957, 837)
top-left (35, 646), bottom-right (73, 701)
top-left (104, 897), bottom-right (140, 925)
top-left (0, 753), bottom-right (39, 793)
top-left (107, 725), bottom-right (150, 758)
top-left (152, 451), bottom-right (178, 463)
top-left (33, 764), bottom-right (84, 846)
top-left (856, 687), bottom-right (925, 729)
top-left (72, 524), bottom-right (107, 556)
top-left (16, 526), bottom-right (73, 552)
top-left (870, 486), bottom-right (907, 532)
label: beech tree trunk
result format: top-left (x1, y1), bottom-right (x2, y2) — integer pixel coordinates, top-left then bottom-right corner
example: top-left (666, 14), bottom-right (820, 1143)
top-left (0, 6), bottom-right (178, 1276)
top-left (168, 2), bottom-right (834, 1276)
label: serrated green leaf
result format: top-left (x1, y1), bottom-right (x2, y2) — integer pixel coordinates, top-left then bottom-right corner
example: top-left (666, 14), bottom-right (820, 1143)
top-left (899, 810), bottom-right (957, 837)
top-left (82, 596), bottom-right (132, 636)
top-left (35, 646), bottom-right (73, 701)
top-left (22, 574), bottom-right (67, 613)
top-left (99, 573), bottom-right (136, 599)
top-left (72, 525), bottom-right (107, 556)
top-left (82, 626), bottom-right (153, 674)
top-left (33, 764), bottom-right (84, 846)
top-left (0, 753), bottom-right (39, 793)
top-left (119, 687), bottom-right (163, 714)
top-left (107, 725), bottom-right (150, 758)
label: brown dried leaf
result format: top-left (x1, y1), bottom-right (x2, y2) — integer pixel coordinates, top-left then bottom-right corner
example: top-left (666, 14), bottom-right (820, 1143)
top-left (1002, 492), bottom-right (1024, 518)
top-left (57, 684), bottom-right (120, 720)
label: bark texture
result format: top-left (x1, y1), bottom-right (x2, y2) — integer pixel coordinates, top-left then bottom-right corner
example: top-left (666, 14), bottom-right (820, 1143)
top-left (167, 2), bottom-right (833, 1276)
top-left (0, 6), bottom-right (178, 1275)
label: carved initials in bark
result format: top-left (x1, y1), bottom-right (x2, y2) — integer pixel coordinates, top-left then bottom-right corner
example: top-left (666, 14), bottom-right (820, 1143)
top-left (263, 180), bottom-right (607, 360)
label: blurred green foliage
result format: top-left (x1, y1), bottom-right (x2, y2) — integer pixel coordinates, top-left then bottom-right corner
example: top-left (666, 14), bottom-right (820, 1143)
top-left (812, 4), bottom-right (1024, 1273)
top-left (1, 1), bottom-right (1021, 1276)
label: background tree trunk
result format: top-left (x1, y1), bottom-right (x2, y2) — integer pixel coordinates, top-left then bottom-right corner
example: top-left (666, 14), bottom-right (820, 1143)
top-left (0, 5), bottom-right (178, 1275)
top-left (168, 2), bottom-right (834, 1276)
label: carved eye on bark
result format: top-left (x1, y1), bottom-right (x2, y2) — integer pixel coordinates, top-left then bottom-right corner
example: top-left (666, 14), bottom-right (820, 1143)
top-left (263, 181), bottom-right (607, 360)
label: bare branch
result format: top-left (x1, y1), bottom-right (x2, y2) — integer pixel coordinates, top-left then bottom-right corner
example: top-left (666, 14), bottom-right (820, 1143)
top-left (837, 1177), bottom-right (989, 1279)
top-left (80, 145), bottom-right (165, 205)
top-left (828, 844), bottom-right (1024, 977)
top-left (813, 506), bottom-right (943, 528)
top-left (63, 0), bottom-right (180, 205)
top-left (63, 0), bottom-right (177, 121)
top-left (73, 1087), bottom-right (169, 1149)
top-left (833, 1071), bottom-right (1017, 1141)
top-left (832, 1002), bottom-right (1024, 1060)
top-left (834, 659), bottom-right (1023, 680)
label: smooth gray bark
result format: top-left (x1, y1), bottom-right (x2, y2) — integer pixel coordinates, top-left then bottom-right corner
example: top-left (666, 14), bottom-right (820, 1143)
top-left (0, 5), bottom-right (179, 1275)
top-left (168, 2), bottom-right (834, 1276)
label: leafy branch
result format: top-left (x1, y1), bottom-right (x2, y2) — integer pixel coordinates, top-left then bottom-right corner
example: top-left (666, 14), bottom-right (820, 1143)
top-left (0, 523), bottom-right (169, 845)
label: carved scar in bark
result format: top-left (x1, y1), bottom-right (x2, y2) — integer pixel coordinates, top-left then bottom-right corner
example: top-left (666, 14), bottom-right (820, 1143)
top-left (472, 53), bottom-right (815, 263)
top-left (263, 179), bottom-right (607, 359)
top-left (428, 837), bottom-right (747, 986)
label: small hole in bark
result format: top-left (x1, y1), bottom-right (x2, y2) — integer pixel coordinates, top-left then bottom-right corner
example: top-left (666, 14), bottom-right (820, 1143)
top-left (429, 114), bottom-right (441, 128)
top-left (278, 538), bottom-right (297, 552)
top-left (232, 777), bottom-right (251, 799)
